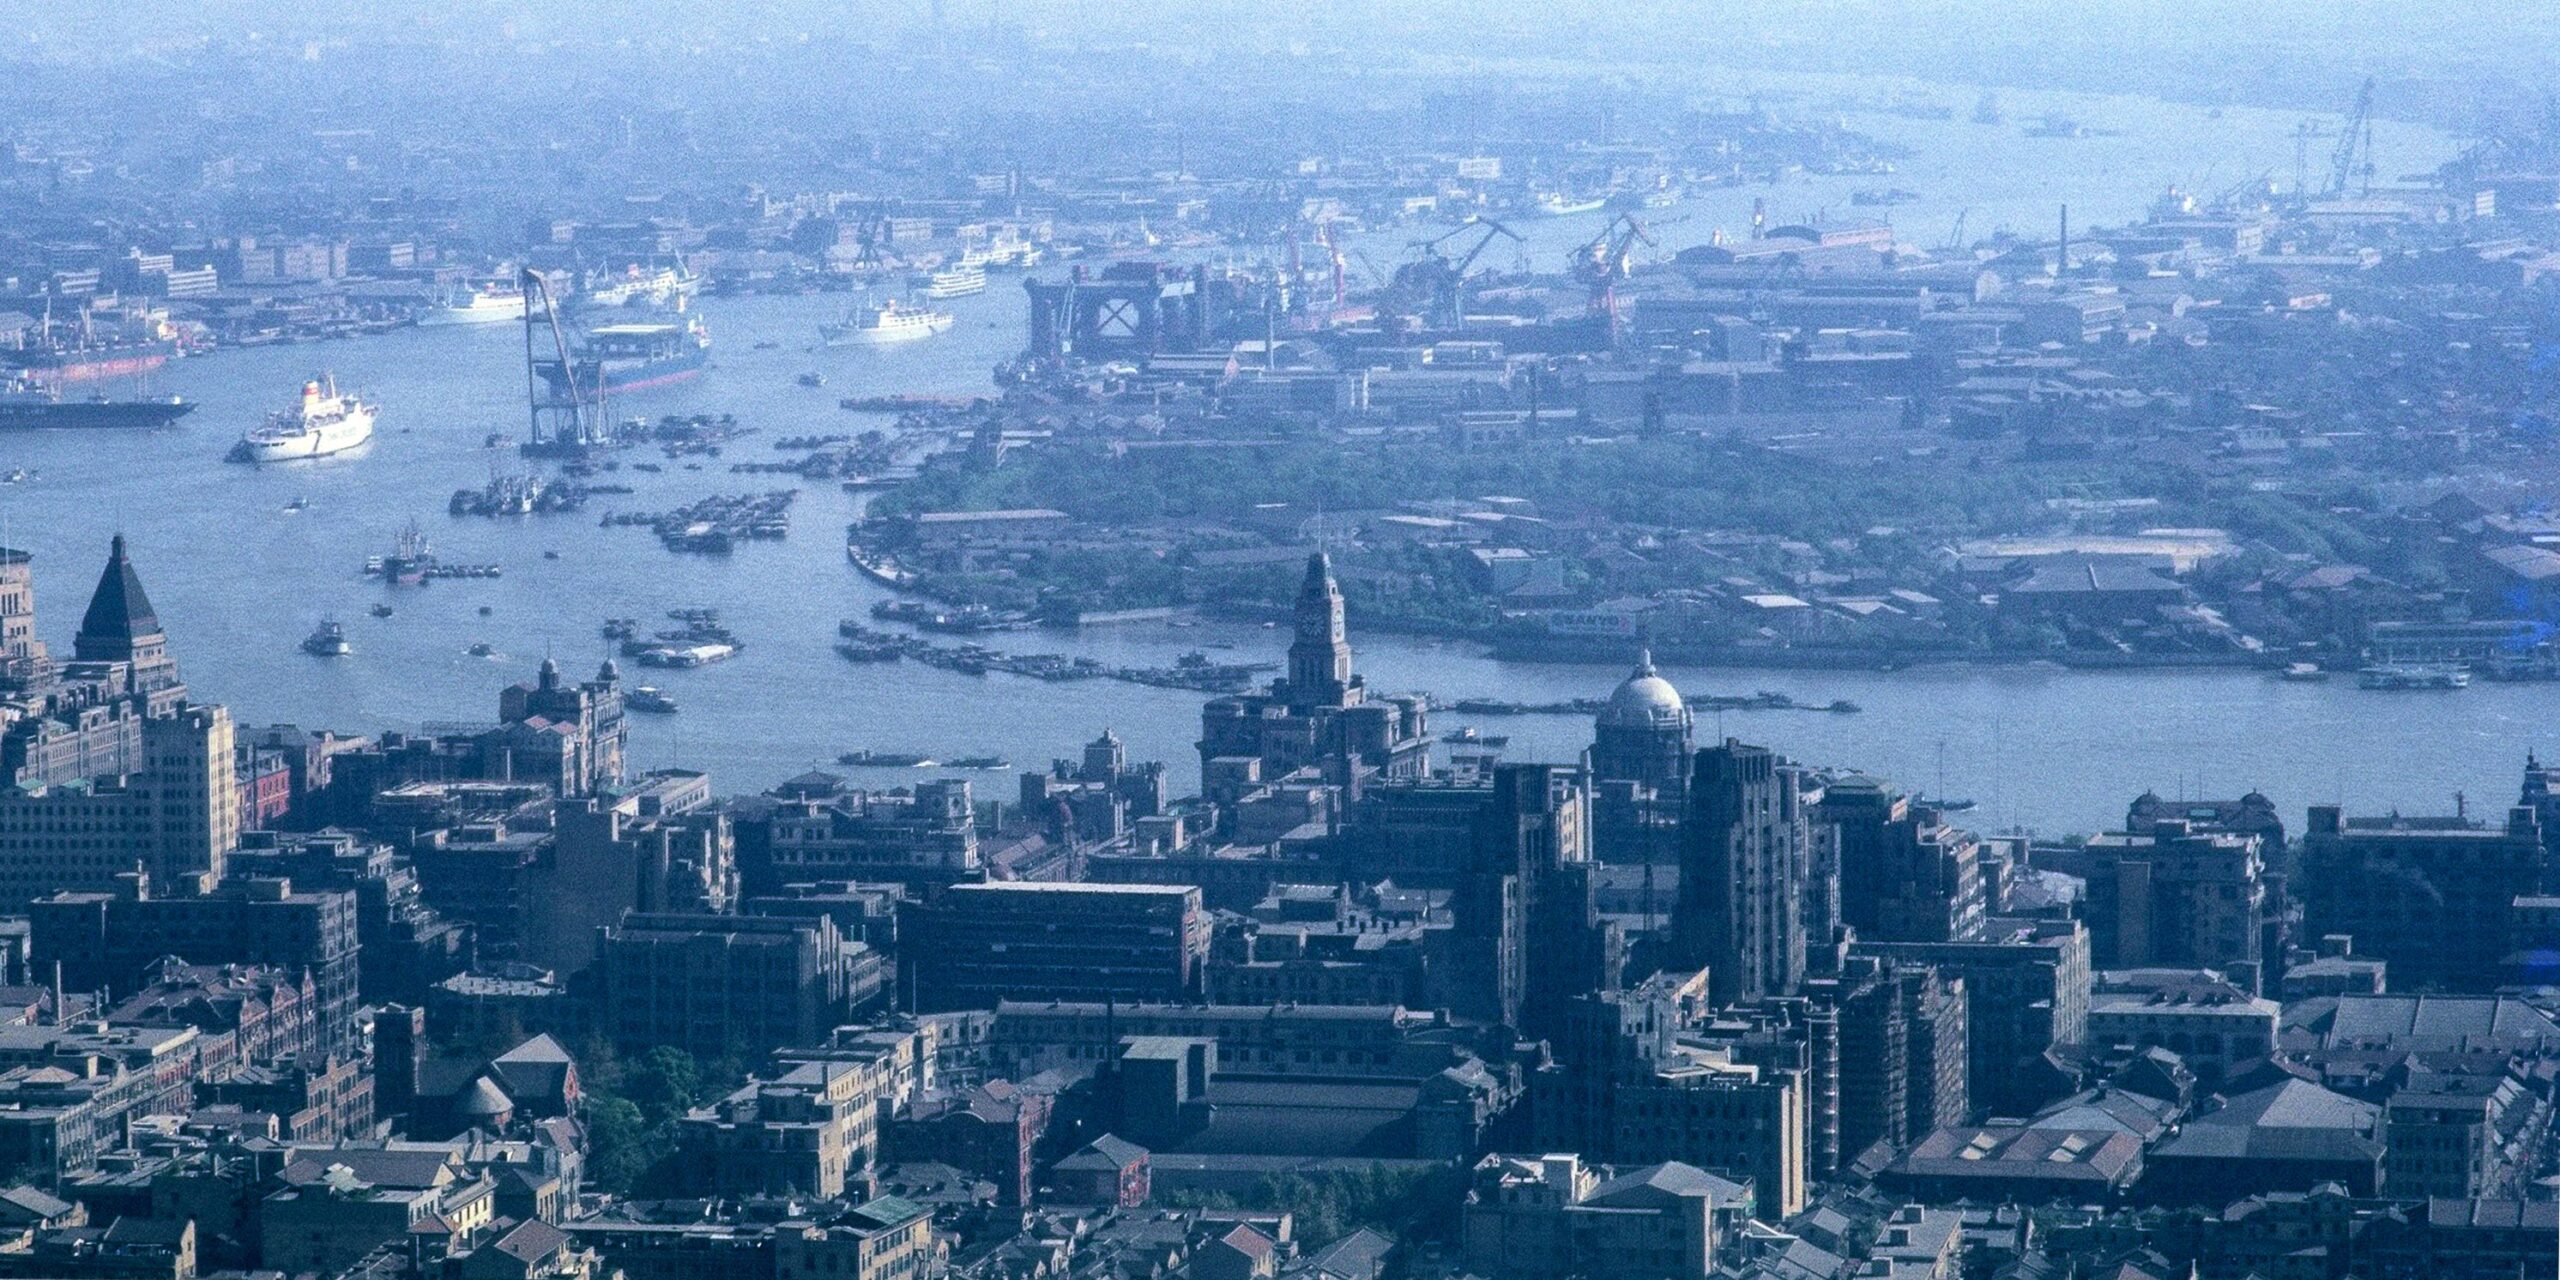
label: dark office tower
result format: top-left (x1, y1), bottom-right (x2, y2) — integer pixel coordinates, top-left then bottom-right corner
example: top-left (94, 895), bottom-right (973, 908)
top-left (1589, 650), bottom-right (1693, 866)
top-left (74, 534), bottom-right (183, 703)
top-left (1284, 552), bottom-right (1353, 711)
top-left (1672, 740), bottom-right (1807, 1005)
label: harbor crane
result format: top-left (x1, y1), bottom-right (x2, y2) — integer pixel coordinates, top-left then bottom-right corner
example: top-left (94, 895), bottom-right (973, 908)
top-left (1392, 216), bottom-right (1520, 330)
top-left (2327, 77), bottom-right (2376, 198)
top-left (1572, 212), bottom-right (1654, 335)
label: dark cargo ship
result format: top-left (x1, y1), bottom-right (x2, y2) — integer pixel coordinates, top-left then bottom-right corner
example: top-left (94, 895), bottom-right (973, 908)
top-left (0, 377), bottom-right (193, 429)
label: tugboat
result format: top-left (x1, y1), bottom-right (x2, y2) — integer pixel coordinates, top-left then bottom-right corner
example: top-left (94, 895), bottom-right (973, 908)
top-left (300, 621), bottom-right (352, 657)
top-left (467, 641), bottom-right (498, 658)
top-left (369, 604), bottom-right (394, 618)
top-left (626, 686), bottom-right (679, 714)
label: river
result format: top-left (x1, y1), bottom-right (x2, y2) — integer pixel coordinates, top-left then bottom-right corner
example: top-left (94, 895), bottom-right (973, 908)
top-left (0, 79), bottom-right (2522, 837)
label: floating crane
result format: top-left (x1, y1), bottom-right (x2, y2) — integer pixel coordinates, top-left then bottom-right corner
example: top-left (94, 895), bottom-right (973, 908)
top-left (1572, 212), bottom-right (1654, 337)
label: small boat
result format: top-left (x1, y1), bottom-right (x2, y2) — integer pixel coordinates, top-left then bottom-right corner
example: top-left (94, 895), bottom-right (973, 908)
top-left (626, 686), bottom-right (679, 714)
top-left (369, 604), bottom-right (394, 618)
top-left (284, 496), bottom-right (310, 512)
top-left (300, 621), bottom-right (352, 657)
top-left (542, 550), bottom-right (562, 561)
top-left (798, 372), bottom-right (827, 388)
top-left (1915, 794), bottom-right (1978, 813)
top-left (836, 750), bottom-right (935, 768)
top-left (2279, 662), bottom-right (2329, 682)
top-left (947, 755), bottom-right (1010, 770)
top-left (602, 618), bottom-right (638, 640)
top-left (467, 642), bottom-right (498, 658)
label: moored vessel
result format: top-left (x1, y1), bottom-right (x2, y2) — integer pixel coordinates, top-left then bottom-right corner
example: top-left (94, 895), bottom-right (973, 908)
top-left (230, 377), bottom-right (376, 463)
top-left (0, 375), bottom-right (193, 430)
top-left (419, 279), bottom-right (531, 326)
top-left (920, 263), bottom-right (987, 299)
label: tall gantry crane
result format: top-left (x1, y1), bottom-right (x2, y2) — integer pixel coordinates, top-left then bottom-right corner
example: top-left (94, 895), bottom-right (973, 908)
top-left (2327, 78), bottom-right (2377, 198)
top-left (1573, 212), bottom-right (1655, 338)
top-left (1392, 216), bottom-right (1521, 330)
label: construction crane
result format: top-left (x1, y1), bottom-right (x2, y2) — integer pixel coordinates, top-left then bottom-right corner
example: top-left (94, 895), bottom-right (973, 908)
top-left (2326, 78), bottom-right (2376, 198)
top-left (1571, 212), bottom-right (1654, 336)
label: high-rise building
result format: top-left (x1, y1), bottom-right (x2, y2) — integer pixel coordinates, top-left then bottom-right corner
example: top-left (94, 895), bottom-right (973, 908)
top-left (2075, 819), bottom-right (2268, 979)
top-left (1589, 651), bottom-right (1692, 871)
top-left (1856, 919), bottom-right (2091, 1119)
top-left (2298, 804), bottom-right (2544, 990)
top-left (1672, 741), bottom-right (1808, 1006)
top-left (1820, 777), bottom-right (1984, 945)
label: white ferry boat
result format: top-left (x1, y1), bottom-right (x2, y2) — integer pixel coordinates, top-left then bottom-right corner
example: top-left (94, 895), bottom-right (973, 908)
top-left (231, 377), bottom-right (377, 463)
top-left (580, 264), bottom-right (701, 309)
top-left (921, 263), bottom-right (987, 299)
top-left (820, 300), bottom-right (956, 347)
top-left (418, 279), bottom-right (530, 326)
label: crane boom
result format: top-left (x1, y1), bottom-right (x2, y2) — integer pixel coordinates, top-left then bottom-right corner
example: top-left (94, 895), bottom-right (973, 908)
top-left (2327, 78), bottom-right (2375, 198)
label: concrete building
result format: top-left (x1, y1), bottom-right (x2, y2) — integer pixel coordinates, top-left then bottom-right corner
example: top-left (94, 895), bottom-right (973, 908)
top-left (497, 658), bottom-right (627, 798)
top-left (2298, 804), bottom-right (2545, 989)
top-left (909, 882), bottom-right (1210, 1012)
top-left (1856, 919), bottom-right (2093, 1118)
top-left (0, 538), bottom-right (240, 907)
top-left (731, 776), bottom-right (981, 894)
top-left (595, 911), bottom-right (877, 1059)
top-left (2086, 970), bottom-right (2277, 1084)
top-left (771, 1197), bottom-right (938, 1280)
top-left (1820, 778), bottom-right (1984, 945)
top-left (1533, 971), bottom-right (1809, 1219)
top-left (2072, 820), bottom-right (2268, 981)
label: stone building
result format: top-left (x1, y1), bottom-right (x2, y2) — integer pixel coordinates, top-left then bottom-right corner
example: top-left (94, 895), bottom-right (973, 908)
top-left (1199, 554), bottom-right (1429, 810)
top-left (1588, 651), bottom-right (1692, 867)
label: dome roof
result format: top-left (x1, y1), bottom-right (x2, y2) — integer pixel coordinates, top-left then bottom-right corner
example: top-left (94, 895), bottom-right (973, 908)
top-left (1599, 650), bottom-right (1689, 729)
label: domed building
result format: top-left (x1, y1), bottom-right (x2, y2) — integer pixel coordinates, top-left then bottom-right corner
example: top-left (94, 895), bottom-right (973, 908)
top-left (1589, 650), bottom-right (1693, 865)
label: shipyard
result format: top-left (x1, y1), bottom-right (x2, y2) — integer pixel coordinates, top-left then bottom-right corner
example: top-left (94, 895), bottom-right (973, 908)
top-left (6, 6), bottom-right (2560, 1280)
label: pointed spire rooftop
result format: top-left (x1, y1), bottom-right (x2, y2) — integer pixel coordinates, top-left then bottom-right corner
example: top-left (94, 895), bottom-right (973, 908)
top-left (76, 534), bottom-right (162, 651)
top-left (1302, 550), bottom-right (1334, 591)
